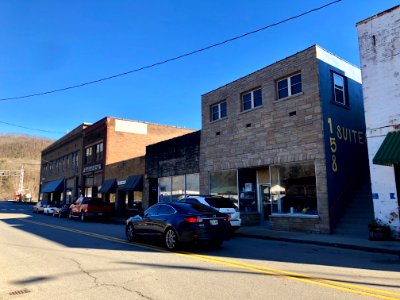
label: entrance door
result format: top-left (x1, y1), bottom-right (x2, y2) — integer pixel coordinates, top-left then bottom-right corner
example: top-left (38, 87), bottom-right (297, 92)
top-left (259, 185), bottom-right (271, 221)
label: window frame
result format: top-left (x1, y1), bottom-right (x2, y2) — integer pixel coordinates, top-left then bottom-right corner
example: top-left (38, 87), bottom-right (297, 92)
top-left (96, 142), bottom-right (104, 161)
top-left (241, 88), bottom-right (262, 111)
top-left (332, 72), bottom-right (348, 107)
top-left (277, 73), bottom-right (302, 100)
top-left (85, 146), bottom-right (93, 164)
top-left (210, 101), bottom-right (227, 121)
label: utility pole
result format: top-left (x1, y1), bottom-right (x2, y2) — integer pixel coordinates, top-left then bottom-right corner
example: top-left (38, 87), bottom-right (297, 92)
top-left (18, 166), bottom-right (24, 195)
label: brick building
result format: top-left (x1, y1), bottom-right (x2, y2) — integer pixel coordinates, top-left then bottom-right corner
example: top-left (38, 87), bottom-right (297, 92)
top-left (357, 6), bottom-right (400, 238)
top-left (40, 117), bottom-right (194, 215)
top-left (200, 45), bottom-right (368, 233)
top-left (40, 123), bottom-right (90, 204)
top-left (144, 131), bottom-right (201, 208)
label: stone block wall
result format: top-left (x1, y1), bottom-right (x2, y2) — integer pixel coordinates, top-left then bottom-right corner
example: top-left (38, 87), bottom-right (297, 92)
top-left (200, 45), bottom-right (330, 233)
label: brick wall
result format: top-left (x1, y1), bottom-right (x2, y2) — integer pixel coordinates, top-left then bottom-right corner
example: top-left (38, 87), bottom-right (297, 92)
top-left (105, 156), bottom-right (145, 181)
top-left (146, 131), bottom-right (200, 178)
top-left (41, 124), bottom-right (86, 182)
top-left (106, 118), bottom-right (195, 165)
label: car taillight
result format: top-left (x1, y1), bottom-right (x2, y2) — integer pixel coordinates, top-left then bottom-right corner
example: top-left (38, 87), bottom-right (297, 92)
top-left (185, 217), bottom-right (203, 223)
top-left (227, 216), bottom-right (231, 222)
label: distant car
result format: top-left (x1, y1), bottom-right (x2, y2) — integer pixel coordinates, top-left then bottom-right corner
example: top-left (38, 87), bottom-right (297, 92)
top-left (52, 204), bottom-right (70, 218)
top-left (69, 197), bottom-right (112, 221)
top-left (43, 204), bottom-right (58, 215)
top-left (32, 201), bottom-right (47, 214)
top-left (125, 202), bottom-right (231, 250)
top-left (179, 195), bottom-right (241, 230)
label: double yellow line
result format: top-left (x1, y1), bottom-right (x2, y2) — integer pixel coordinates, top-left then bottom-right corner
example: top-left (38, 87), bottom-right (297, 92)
top-left (21, 219), bottom-right (400, 300)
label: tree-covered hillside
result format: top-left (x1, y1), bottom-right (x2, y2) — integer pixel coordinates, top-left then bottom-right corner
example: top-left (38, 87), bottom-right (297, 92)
top-left (0, 135), bottom-right (53, 201)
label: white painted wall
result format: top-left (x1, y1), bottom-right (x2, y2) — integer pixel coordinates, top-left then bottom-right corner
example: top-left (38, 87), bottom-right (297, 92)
top-left (357, 6), bottom-right (400, 237)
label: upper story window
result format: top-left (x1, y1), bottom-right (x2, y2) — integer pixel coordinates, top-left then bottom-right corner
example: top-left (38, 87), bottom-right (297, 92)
top-left (75, 151), bottom-right (79, 170)
top-left (332, 72), bottom-right (348, 106)
top-left (242, 88), bottom-right (262, 111)
top-left (277, 73), bottom-right (302, 100)
top-left (85, 147), bottom-right (93, 164)
top-left (211, 101), bottom-right (227, 121)
top-left (96, 142), bottom-right (104, 161)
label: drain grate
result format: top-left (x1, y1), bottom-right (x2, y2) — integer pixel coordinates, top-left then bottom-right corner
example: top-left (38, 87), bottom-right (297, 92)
top-left (9, 288), bottom-right (31, 296)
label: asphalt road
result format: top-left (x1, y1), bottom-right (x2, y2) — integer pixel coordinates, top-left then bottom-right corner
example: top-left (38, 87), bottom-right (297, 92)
top-left (1, 201), bottom-right (400, 300)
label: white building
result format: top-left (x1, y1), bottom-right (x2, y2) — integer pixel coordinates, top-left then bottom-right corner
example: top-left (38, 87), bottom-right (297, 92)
top-left (357, 5), bottom-right (400, 238)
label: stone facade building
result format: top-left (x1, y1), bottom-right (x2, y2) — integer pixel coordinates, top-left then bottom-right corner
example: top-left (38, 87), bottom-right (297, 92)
top-left (357, 5), bottom-right (400, 238)
top-left (200, 45), bottom-right (368, 233)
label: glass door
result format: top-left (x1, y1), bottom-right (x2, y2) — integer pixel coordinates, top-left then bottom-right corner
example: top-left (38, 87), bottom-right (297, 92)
top-left (259, 184), bottom-right (271, 221)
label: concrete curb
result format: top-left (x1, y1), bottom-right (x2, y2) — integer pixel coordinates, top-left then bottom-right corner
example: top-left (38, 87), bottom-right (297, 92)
top-left (235, 232), bottom-right (400, 256)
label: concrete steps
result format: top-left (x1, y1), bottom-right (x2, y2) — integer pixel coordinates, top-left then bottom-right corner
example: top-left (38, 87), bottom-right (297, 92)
top-left (334, 178), bottom-right (374, 237)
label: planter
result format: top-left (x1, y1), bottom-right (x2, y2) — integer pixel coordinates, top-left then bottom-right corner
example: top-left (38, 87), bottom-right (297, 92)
top-left (368, 226), bottom-right (391, 241)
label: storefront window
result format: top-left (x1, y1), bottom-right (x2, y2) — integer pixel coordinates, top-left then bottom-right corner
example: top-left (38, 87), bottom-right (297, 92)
top-left (210, 170), bottom-right (238, 207)
top-left (159, 174), bottom-right (200, 202)
top-left (159, 177), bottom-right (172, 202)
top-left (238, 169), bottom-right (257, 213)
top-left (271, 163), bottom-right (317, 215)
top-left (186, 173), bottom-right (200, 195)
top-left (85, 187), bottom-right (92, 197)
top-left (109, 194), bottom-right (116, 203)
top-left (172, 175), bottom-right (184, 201)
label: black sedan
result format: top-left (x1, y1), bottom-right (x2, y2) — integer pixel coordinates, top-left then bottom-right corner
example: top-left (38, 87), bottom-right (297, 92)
top-left (125, 202), bottom-right (231, 250)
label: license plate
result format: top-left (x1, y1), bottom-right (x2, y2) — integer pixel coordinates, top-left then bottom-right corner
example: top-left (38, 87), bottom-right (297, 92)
top-left (210, 219), bottom-right (218, 225)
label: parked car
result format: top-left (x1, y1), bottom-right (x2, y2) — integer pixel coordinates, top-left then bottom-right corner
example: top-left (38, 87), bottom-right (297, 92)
top-left (69, 197), bottom-right (112, 221)
top-left (52, 204), bottom-right (70, 218)
top-left (43, 204), bottom-right (58, 215)
top-left (32, 201), bottom-right (47, 214)
top-left (179, 195), bottom-right (241, 230)
top-left (125, 202), bottom-right (231, 250)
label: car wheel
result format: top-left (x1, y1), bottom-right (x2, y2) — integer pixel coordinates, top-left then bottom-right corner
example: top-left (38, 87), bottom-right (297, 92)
top-left (80, 212), bottom-right (86, 222)
top-left (164, 228), bottom-right (178, 251)
top-left (126, 223), bottom-right (135, 242)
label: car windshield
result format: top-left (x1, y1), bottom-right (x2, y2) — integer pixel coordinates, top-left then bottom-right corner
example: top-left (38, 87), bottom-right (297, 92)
top-left (204, 197), bottom-right (237, 208)
top-left (175, 202), bottom-right (217, 214)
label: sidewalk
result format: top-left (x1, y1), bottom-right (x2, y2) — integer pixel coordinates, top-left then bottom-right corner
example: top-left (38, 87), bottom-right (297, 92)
top-left (236, 225), bottom-right (400, 256)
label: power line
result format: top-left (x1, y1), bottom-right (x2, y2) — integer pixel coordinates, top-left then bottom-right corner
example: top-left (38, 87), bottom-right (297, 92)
top-left (0, 120), bottom-right (65, 134)
top-left (0, 0), bottom-right (342, 101)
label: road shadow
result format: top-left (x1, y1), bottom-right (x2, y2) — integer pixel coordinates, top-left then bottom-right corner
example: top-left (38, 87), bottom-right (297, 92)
top-left (1, 201), bottom-right (400, 281)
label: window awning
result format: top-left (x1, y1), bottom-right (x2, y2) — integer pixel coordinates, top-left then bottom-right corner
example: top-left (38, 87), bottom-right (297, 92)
top-left (373, 131), bottom-right (400, 166)
top-left (120, 175), bottom-right (143, 192)
top-left (41, 179), bottom-right (64, 193)
top-left (98, 179), bottom-right (117, 193)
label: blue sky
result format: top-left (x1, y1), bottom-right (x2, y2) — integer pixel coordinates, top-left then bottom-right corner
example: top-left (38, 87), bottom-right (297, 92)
top-left (0, 1), bottom-right (398, 139)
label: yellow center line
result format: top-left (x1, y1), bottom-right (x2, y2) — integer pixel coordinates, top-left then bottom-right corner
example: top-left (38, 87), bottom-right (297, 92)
top-left (177, 252), bottom-right (400, 300)
top-left (19, 219), bottom-right (400, 300)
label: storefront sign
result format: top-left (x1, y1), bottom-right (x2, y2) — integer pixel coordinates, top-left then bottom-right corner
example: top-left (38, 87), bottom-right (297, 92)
top-left (83, 164), bottom-right (102, 173)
